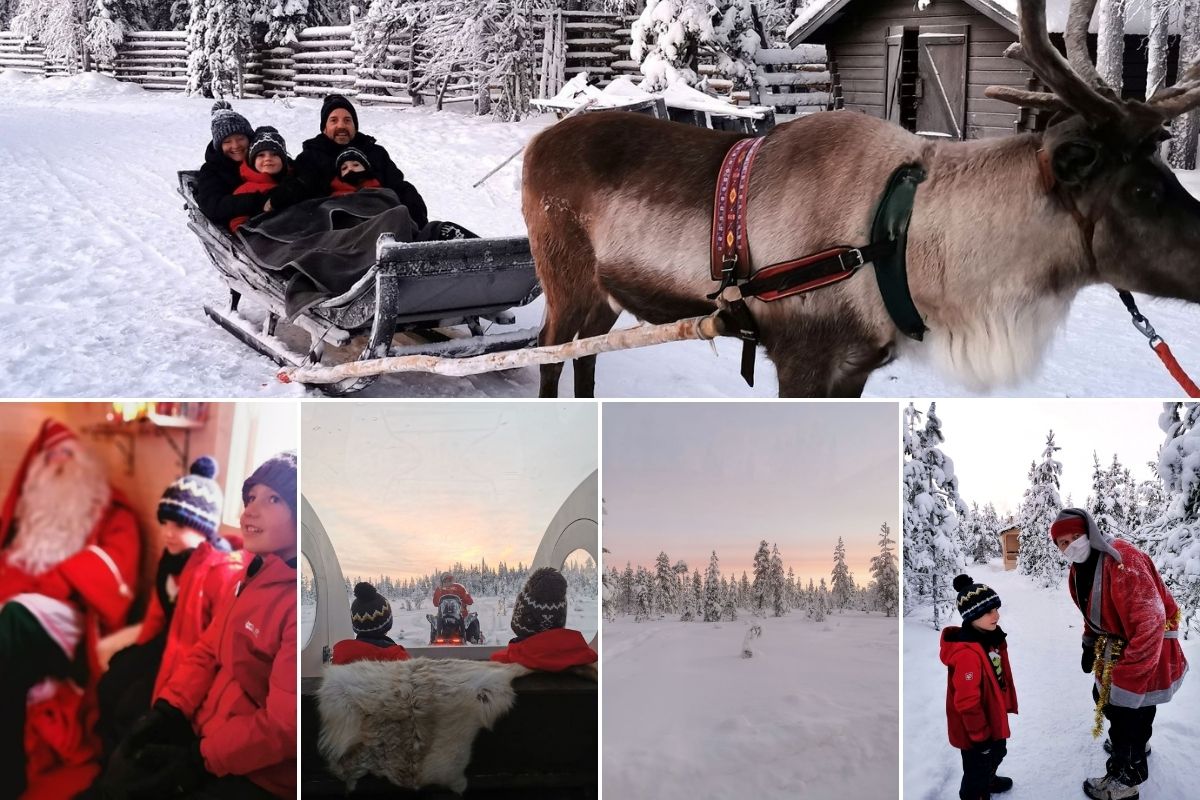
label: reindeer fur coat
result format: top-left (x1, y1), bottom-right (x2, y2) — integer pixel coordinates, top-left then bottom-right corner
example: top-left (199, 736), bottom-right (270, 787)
top-left (317, 658), bottom-right (531, 793)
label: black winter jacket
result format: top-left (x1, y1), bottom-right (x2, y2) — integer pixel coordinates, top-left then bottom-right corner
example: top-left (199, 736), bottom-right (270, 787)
top-left (268, 132), bottom-right (429, 227)
top-left (195, 143), bottom-right (268, 225)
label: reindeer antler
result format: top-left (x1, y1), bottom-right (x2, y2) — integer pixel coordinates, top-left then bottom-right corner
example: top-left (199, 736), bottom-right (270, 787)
top-left (1063, 0), bottom-right (1110, 93)
top-left (1148, 57), bottom-right (1200, 120)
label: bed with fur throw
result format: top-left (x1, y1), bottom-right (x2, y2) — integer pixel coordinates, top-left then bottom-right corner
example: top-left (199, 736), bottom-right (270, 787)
top-left (316, 658), bottom-right (532, 793)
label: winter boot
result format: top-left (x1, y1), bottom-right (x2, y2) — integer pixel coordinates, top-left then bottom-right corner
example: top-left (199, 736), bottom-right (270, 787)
top-left (1103, 738), bottom-right (1151, 758)
top-left (989, 775), bottom-right (1013, 793)
top-left (1082, 774), bottom-right (1139, 800)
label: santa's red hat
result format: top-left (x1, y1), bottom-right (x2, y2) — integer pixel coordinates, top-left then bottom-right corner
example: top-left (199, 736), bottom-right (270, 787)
top-left (1049, 514), bottom-right (1087, 540)
top-left (1, 419), bottom-right (80, 547)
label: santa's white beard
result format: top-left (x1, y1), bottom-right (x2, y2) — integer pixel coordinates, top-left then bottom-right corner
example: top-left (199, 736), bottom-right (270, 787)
top-left (7, 447), bottom-right (111, 576)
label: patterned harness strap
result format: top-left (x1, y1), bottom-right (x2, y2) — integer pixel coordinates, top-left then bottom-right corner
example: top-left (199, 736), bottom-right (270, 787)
top-left (710, 137), bottom-right (765, 288)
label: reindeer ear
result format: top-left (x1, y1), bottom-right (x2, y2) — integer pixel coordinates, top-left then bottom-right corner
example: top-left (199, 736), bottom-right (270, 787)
top-left (1052, 140), bottom-right (1103, 185)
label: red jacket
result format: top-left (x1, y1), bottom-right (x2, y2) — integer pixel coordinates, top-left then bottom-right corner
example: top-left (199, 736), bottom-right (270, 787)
top-left (158, 554), bottom-right (296, 798)
top-left (489, 628), bottom-right (597, 672)
top-left (331, 638), bottom-right (410, 665)
top-left (0, 420), bottom-right (141, 799)
top-left (229, 161), bottom-right (286, 233)
top-left (1069, 538), bottom-right (1188, 707)
top-left (940, 626), bottom-right (1018, 749)
top-left (433, 583), bottom-right (473, 609)
top-left (138, 541), bottom-right (244, 700)
top-left (329, 175), bottom-right (382, 196)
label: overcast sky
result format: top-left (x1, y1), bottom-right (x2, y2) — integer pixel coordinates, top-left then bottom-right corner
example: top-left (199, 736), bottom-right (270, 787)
top-left (913, 400), bottom-right (1170, 518)
top-left (303, 403), bottom-right (597, 581)
top-left (603, 402), bottom-right (900, 585)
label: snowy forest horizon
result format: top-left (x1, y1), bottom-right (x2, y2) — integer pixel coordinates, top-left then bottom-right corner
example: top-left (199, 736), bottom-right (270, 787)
top-left (605, 528), bottom-right (899, 622)
top-left (904, 401), bottom-right (1200, 636)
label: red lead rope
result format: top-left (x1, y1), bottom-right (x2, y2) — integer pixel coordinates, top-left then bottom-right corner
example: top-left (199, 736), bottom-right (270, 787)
top-left (1118, 291), bottom-right (1200, 398)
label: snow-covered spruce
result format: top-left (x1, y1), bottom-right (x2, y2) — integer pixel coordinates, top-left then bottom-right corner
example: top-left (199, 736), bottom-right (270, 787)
top-left (903, 402), bottom-right (967, 628)
top-left (869, 521), bottom-right (899, 616)
top-left (1017, 430), bottom-right (1065, 587)
top-left (11, 0), bottom-right (88, 69)
top-left (185, 0), bottom-right (250, 97)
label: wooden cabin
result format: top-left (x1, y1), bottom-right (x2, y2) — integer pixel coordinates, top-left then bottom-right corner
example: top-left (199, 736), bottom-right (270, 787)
top-left (787, 0), bottom-right (1184, 140)
top-left (999, 525), bottom-right (1021, 570)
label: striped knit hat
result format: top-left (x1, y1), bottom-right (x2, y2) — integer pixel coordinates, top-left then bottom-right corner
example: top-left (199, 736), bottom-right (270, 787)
top-left (351, 581), bottom-right (393, 636)
top-left (511, 567), bottom-right (568, 638)
top-left (158, 456), bottom-right (225, 544)
top-left (211, 100), bottom-right (253, 151)
top-left (953, 573), bottom-right (1001, 624)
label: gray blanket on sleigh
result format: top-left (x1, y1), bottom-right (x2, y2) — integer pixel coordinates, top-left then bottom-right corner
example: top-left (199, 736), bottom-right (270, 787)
top-left (235, 188), bottom-right (417, 319)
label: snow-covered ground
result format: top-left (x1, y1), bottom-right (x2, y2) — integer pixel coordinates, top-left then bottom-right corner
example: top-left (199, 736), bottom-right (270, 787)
top-left (604, 612), bottom-right (899, 798)
top-left (904, 560), bottom-right (1200, 799)
top-left (3, 70), bottom-right (1199, 397)
top-left (301, 592), bottom-right (598, 648)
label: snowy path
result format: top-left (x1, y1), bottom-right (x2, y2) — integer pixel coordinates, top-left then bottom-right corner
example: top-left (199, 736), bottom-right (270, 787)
top-left (2, 71), bottom-right (1199, 396)
top-left (604, 613), bottom-right (899, 798)
top-left (904, 560), bottom-right (1199, 799)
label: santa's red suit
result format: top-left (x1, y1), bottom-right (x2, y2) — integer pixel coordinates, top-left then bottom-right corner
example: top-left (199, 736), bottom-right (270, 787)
top-left (0, 420), bottom-right (141, 800)
top-left (1069, 537), bottom-right (1188, 707)
top-left (433, 581), bottom-right (473, 611)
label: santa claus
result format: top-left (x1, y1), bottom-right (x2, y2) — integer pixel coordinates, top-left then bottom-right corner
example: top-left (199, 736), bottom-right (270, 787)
top-left (0, 419), bottom-right (140, 800)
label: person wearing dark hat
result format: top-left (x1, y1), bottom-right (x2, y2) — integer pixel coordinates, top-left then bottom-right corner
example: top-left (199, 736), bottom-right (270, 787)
top-left (228, 126), bottom-right (294, 233)
top-left (331, 582), bottom-right (410, 664)
top-left (490, 567), bottom-right (597, 672)
top-left (119, 451), bottom-right (297, 798)
top-left (266, 93), bottom-right (429, 227)
top-left (1051, 508), bottom-right (1187, 800)
top-left (329, 147), bottom-right (383, 197)
top-left (195, 100), bottom-right (272, 227)
top-left (97, 456), bottom-right (244, 764)
top-left (940, 573), bottom-right (1018, 800)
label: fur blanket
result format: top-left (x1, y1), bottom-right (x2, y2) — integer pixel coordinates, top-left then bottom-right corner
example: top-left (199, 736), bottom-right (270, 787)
top-left (235, 188), bottom-right (417, 319)
top-left (317, 658), bottom-right (532, 793)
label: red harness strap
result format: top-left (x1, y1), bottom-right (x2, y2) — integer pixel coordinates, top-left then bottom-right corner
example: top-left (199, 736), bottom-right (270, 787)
top-left (710, 137), bottom-right (764, 284)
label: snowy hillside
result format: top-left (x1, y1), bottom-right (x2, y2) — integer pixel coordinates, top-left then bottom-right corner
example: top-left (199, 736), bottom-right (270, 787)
top-left (904, 561), bottom-right (1200, 799)
top-left (2, 71), bottom-right (1199, 397)
top-left (604, 613), bottom-right (898, 798)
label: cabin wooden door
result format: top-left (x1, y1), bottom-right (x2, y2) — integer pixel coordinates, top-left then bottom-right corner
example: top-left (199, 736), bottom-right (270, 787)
top-left (915, 25), bottom-right (968, 140)
top-left (884, 26), bottom-right (905, 124)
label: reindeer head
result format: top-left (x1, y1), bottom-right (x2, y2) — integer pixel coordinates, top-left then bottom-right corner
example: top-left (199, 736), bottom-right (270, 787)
top-left (986, 0), bottom-right (1200, 302)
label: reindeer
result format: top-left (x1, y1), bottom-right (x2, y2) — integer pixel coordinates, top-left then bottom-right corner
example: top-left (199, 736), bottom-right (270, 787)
top-left (521, 0), bottom-right (1200, 398)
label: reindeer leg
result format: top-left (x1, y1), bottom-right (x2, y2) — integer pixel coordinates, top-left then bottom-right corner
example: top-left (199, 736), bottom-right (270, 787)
top-left (570, 302), bottom-right (621, 398)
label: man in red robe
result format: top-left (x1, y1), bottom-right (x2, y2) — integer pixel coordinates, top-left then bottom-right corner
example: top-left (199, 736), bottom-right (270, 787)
top-left (0, 420), bottom-right (140, 800)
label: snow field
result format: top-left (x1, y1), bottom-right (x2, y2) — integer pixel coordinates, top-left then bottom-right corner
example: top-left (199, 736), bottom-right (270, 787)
top-left (2, 70), bottom-right (1199, 396)
top-left (604, 612), bottom-right (898, 798)
top-left (904, 560), bottom-right (1200, 799)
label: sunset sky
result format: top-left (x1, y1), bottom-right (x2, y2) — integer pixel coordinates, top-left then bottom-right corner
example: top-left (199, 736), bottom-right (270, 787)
top-left (302, 403), bottom-right (597, 581)
top-left (603, 403), bottom-right (899, 586)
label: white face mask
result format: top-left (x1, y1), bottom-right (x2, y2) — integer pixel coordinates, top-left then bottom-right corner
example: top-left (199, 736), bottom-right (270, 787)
top-left (1064, 536), bottom-right (1092, 563)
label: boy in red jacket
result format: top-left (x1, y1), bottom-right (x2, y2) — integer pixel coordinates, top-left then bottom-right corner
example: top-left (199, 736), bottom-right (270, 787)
top-left (329, 148), bottom-right (383, 197)
top-left (941, 573), bottom-right (1018, 800)
top-left (490, 567), bottom-right (597, 672)
top-left (117, 452), bottom-right (297, 799)
top-left (331, 582), bottom-right (409, 664)
top-left (98, 456), bottom-right (243, 760)
top-left (1052, 508), bottom-right (1188, 800)
top-left (229, 127), bottom-right (290, 234)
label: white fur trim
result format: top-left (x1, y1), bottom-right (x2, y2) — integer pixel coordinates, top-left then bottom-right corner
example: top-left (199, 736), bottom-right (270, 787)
top-left (86, 544), bottom-right (131, 598)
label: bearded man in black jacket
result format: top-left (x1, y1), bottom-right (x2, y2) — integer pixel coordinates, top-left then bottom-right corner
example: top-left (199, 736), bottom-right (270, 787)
top-left (268, 94), bottom-right (429, 228)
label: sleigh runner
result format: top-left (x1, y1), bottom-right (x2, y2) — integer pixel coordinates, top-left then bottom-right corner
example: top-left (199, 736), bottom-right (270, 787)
top-left (179, 170), bottom-right (543, 394)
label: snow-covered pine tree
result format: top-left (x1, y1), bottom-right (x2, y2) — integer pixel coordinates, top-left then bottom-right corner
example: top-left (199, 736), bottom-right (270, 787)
top-left (1136, 403), bottom-right (1200, 635)
top-left (186, 0), bottom-right (251, 97)
top-left (830, 536), bottom-right (854, 610)
top-left (870, 522), bottom-right (899, 617)
top-left (1088, 451), bottom-right (1118, 538)
top-left (813, 577), bottom-right (828, 621)
top-left (738, 570), bottom-right (750, 609)
top-left (653, 551), bottom-right (676, 617)
top-left (711, 0), bottom-right (758, 89)
top-left (679, 575), bottom-right (695, 621)
top-left (769, 543), bottom-right (785, 616)
top-left (703, 550), bottom-right (721, 621)
top-left (1096, 0), bottom-right (1126, 94)
top-left (750, 539), bottom-right (771, 615)
top-left (630, 0), bottom-right (712, 90)
top-left (12, 0), bottom-right (88, 69)
top-left (903, 402), bottom-right (967, 628)
top-left (785, 566), bottom-right (797, 609)
top-left (1017, 430), bottom-right (1066, 587)
top-left (85, 0), bottom-right (148, 66)
top-left (620, 562), bottom-right (634, 614)
top-left (691, 568), bottom-right (703, 614)
top-left (634, 566), bottom-right (652, 621)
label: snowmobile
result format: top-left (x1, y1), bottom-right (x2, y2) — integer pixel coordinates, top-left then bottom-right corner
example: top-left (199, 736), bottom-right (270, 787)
top-left (426, 595), bottom-right (483, 645)
top-left (178, 171), bottom-right (542, 395)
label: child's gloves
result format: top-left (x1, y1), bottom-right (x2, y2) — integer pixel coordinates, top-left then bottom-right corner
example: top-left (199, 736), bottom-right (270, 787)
top-left (1081, 642), bottom-right (1095, 674)
top-left (125, 700), bottom-right (193, 754)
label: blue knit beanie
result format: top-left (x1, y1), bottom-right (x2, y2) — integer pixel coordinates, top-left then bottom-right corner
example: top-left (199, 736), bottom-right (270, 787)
top-left (158, 456), bottom-right (226, 546)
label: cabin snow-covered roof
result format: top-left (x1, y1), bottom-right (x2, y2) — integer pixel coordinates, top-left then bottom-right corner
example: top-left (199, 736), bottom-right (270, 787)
top-left (786, 0), bottom-right (1181, 44)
